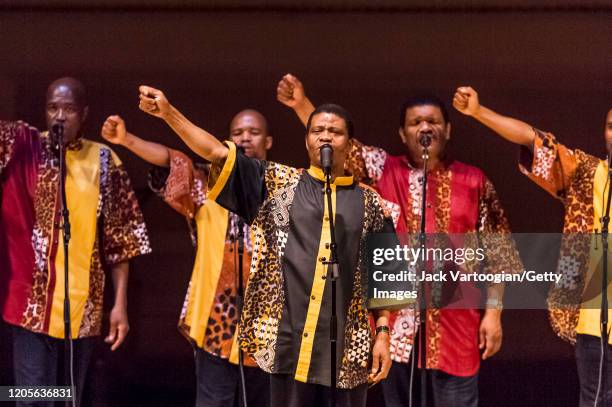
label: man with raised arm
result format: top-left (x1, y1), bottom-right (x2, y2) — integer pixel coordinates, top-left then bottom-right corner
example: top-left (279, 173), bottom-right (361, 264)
top-left (100, 111), bottom-right (272, 407)
top-left (0, 78), bottom-right (151, 406)
top-left (136, 85), bottom-right (411, 407)
top-left (277, 74), bottom-right (522, 407)
top-left (454, 86), bottom-right (612, 406)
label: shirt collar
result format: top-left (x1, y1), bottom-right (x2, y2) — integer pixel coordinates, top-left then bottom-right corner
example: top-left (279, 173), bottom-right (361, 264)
top-left (307, 165), bottom-right (354, 186)
top-left (42, 131), bottom-right (83, 151)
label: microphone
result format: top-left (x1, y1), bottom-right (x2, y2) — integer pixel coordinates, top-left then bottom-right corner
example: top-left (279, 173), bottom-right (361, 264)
top-left (320, 144), bottom-right (333, 175)
top-left (418, 131), bottom-right (433, 148)
top-left (52, 123), bottom-right (64, 136)
top-left (50, 123), bottom-right (64, 156)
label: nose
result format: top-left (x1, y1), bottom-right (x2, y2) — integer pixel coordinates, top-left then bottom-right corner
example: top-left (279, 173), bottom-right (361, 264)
top-left (55, 108), bottom-right (66, 122)
top-left (418, 121), bottom-right (432, 133)
top-left (319, 130), bottom-right (333, 143)
top-left (239, 132), bottom-right (252, 143)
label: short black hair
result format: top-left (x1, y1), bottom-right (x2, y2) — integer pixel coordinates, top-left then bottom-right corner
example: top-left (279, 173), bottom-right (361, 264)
top-left (306, 103), bottom-right (354, 138)
top-left (399, 94), bottom-right (449, 127)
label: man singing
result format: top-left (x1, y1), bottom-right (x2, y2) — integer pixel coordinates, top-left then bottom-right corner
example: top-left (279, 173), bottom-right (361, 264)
top-left (0, 78), bottom-right (151, 406)
top-left (136, 85), bottom-right (411, 407)
top-left (100, 110), bottom-right (272, 407)
top-left (454, 86), bottom-right (612, 406)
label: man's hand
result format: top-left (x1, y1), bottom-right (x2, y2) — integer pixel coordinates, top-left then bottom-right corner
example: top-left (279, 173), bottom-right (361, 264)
top-left (139, 86), bottom-right (171, 119)
top-left (101, 115), bottom-right (129, 146)
top-left (105, 304), bottom-right (129, 351)
top-left (277, 74), bottom-right (307, 109)
top-left (368, 331), bottom-right (392, 385)
top-left (479, 309), bottom-right (502, 360)
top-left (453, 86), bottom-right (481, 117)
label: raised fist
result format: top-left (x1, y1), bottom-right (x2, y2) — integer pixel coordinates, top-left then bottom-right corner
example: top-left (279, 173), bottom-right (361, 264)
top-left (101, 115), bottom-right (128, 145)
top-left (139, 85), bottom-right (171, 119)
top-left (453, 86), bottom-right (481, 116)
top-left (276, 74), bottom-right (306, 108)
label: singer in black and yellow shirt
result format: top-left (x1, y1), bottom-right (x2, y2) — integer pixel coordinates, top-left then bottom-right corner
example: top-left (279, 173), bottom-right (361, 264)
top-left (138, 88), bottom-right (412, 407)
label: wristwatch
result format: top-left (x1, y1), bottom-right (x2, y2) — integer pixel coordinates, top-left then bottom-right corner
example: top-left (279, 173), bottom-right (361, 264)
top-left (486, 298), bottom-right (504, 310)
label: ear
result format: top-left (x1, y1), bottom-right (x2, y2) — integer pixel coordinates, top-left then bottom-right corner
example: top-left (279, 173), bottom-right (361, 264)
top-left (265, 136), bottom-right (273, 150)
top-left (398, 127), bottom-right (407, 144)
top-left (445, 122), bottom-right (451, 140)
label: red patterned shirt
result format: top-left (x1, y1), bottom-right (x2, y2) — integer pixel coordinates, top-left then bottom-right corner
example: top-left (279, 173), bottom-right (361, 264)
top-left (347, 138), bottom-right (521, 377)
top-left (0, 121), bottom-right (151, 339)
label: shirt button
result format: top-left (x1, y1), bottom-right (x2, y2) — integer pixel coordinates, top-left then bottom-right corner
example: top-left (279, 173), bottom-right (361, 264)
top-left (324, 216), bottom-right (329, 222)
top-left (303, 333), bottom-right (308, 338)
top-left (311, 295), bottom-right (316, 300)
top-left (322, 275), bottom-right (326, 280)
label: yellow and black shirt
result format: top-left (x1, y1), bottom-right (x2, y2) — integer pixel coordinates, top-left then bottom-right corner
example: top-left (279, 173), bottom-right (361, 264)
top-left (208, 141), bottom-right (410, 389)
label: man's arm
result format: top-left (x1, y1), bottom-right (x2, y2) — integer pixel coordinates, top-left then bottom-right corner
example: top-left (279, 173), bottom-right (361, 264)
top-left (101, 115), bottom-right (170, 167)
top-left (369, 309), bottom-right (391, 385)
top-left (138, 86), bottom-right (228, 164)
top-left (104, 261), bottom-right (130, 351)
top-left (276, 74), bottom-right (315, 126)
top-left (453, 86), bottom-right (535, 147)
top-left (480, 283), bottom-right (503, 360)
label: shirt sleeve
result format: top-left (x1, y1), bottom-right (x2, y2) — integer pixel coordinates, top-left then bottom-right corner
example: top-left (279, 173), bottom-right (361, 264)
top-left (148, 149), bottom-right (208, 219)
top-left (0, 120), bottom-right (36, 175)
top-left (519, 129), bottom-right (578, 200)
top-left (345, 138), bottom-right (388, 186)
top-left (101, 148), bottom-right (152, 265)
top-left (207, 141), bottom-right (267, 225)
top-left (365, 189), bottom-right (415, 310)
top-left (477, 177), bottom-right (523, 277)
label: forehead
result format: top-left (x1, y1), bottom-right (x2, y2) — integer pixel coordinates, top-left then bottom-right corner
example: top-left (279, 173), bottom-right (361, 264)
top-left (404, 104), bottom-right (444, 121)
top-left (231, 112), bottom-right (267, 131)
top-left (47, 85), bottom-right (78, 105)
top-left (310, 112), bottom-right (347, 129)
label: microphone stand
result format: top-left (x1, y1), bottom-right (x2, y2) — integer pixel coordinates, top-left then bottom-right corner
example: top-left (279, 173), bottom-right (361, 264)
top-left (55, 124), bottom-right (76, 407)
top-left (416, 136), bottom-right (430, 407)
top-left (236, 217), bottom-right (248, 407)
top-left (323, 167), bottom-right (339, 407)
top-left (598, 158), bottom-right (612, 406)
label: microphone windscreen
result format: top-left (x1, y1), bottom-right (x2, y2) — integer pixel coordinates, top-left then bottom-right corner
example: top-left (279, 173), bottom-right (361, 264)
top-left (320, 144), bottom-right (333, 173)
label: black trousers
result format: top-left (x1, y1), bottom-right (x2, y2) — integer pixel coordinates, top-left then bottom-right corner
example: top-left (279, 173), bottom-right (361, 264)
top-left (576, 334), bottom-right (612, 407)
top-left (381, 362), bottom-right (478, 407)
top-left (11, 325), bottom-right (94, 407)
top-left (195, 348), bottom-right (270, 407)
top-left (269, 373), bottom-right (367, 407)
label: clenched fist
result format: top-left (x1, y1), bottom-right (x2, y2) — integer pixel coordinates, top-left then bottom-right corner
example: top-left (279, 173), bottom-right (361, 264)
top-left (277, 74), bottom-right (306, 108)
top-left (101, 115), bottom-right (128, 145)
top-left (453, 86), bottom-right (481, 117)
top-left (139, 85), bottom-right (171, 119)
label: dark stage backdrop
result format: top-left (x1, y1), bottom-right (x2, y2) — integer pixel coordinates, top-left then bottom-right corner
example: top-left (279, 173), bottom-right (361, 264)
top-left (0, 3), bottom-right (610, 406)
